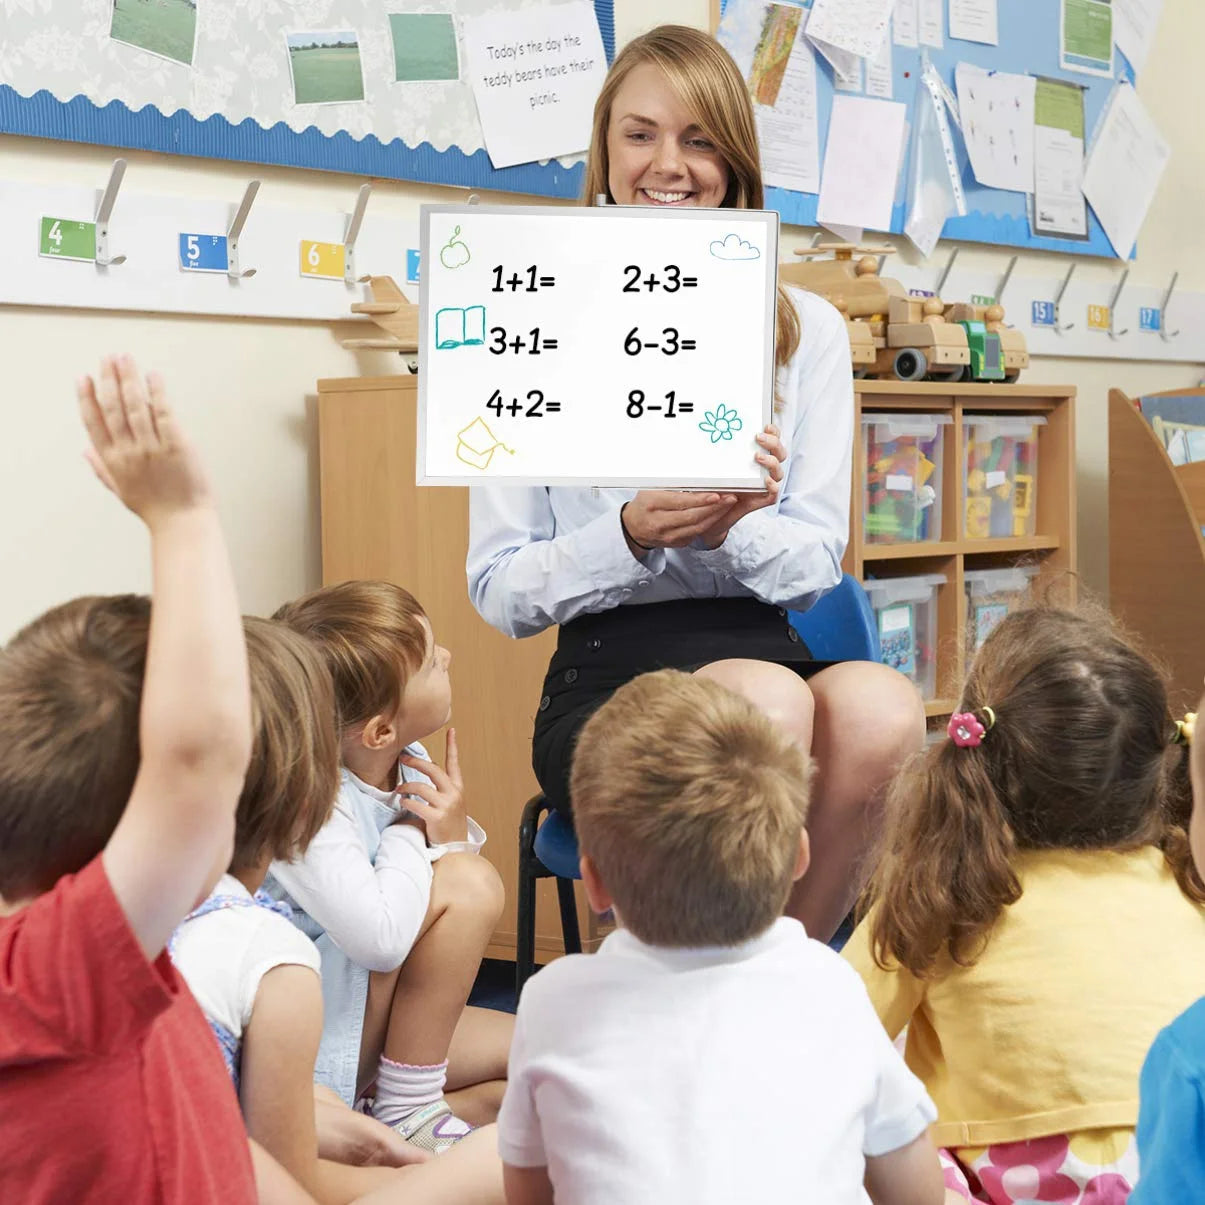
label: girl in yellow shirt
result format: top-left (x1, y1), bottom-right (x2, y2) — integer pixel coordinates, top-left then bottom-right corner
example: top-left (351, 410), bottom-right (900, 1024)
top-left (844, 605), bottom-right (1205, 1204)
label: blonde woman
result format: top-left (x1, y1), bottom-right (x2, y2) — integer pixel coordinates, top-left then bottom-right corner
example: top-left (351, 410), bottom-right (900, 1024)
top-left (467, 25), bottom-right (922, 941)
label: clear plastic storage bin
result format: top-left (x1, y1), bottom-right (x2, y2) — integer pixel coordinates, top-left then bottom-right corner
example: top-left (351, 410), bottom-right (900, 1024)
top-left (964, 565), bottom-right (1040, 651)
top-left (862, 414), bottom-right (952, 545)
top-left (962, 416), bottom-right (1046, 539)
top-left (863, 573), bottom-right (946, 700)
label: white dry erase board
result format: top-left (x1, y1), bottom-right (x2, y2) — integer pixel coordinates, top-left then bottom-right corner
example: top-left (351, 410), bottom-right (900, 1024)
top-left (416, 204), bottom-right (778, 487)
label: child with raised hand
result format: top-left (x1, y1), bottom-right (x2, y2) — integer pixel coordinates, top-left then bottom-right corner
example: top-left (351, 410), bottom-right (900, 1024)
top-left (1132, 707), bottom-right (1205, 1202)
top-left (0, 356), bottom-right (258, 1201)
top-left (499, 668), bottom-right (944, 1205)
top-left (844, 605), bottom-right (1205, 1204)
top-left (171, 616), bottom-right (505, 1205)
top-left (269, 581), bottom-right (510, 1154)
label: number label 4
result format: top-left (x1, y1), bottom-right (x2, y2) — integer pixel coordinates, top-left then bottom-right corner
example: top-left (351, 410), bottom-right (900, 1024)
top-left (39, 217), bottom-right (97, 262)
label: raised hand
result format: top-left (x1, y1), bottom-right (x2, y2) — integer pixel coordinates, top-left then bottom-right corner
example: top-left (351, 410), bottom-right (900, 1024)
top-left (397, 728), bottom-right (469, 846)
top-left (77, 354), bottom-right (211, 525)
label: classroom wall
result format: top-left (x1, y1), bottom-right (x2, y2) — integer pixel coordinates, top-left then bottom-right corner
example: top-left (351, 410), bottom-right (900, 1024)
top-left (2, 0), bottom-right (1203, 641)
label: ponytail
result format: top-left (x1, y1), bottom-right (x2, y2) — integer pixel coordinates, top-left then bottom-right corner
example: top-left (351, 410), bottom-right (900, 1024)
top-left (1158, 740), bottom-right (1205, 904)
top-left (867, 741), bottom-right (1022, 979)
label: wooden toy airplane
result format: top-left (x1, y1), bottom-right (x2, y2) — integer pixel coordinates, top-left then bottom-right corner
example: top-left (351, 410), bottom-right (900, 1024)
top-left (341, 276), bottom-right (419, 353)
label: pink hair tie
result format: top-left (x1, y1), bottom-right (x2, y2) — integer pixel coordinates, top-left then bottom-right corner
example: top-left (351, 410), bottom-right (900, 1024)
top-left (948, 709), bottom-right (992, 748)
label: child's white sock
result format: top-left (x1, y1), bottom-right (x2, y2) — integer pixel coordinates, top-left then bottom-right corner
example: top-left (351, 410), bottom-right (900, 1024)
top-left (372, 1057), bottom-right (458, 1128)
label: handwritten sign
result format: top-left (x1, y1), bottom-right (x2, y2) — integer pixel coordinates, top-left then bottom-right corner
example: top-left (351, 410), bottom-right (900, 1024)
top-left (417, 204), bottom-right (778, 487)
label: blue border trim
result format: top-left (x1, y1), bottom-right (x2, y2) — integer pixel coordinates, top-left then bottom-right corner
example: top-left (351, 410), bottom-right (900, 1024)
top-left (0, 0), bottom-right (614, 201)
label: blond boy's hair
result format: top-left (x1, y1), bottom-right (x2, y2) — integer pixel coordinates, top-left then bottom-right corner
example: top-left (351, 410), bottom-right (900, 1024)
top-left (232, 618), bottom-right (339, 874)
top-left (273, 581), bottom-right (427, 733)
top-left (570, 670), bottom-right (811, 948)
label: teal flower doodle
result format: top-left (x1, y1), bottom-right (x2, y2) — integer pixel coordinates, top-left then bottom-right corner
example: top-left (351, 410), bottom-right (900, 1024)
top-left (699, 404), bottom-right (743, 444)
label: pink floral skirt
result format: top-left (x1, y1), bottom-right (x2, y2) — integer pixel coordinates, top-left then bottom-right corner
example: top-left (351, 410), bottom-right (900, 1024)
top-left (941, 1130), bottom-right (1136, 1204)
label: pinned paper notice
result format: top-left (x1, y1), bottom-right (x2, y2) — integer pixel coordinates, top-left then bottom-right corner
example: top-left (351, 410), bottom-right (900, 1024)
top-left (461, 1), bottom-right (607, 169)
top-left (806, 0), bottom-right (895, 63)
top-left (818, 95), bottom-right (907, 232)
top-left (955, 63), bottom-right (1035, 193)
top-left (1083, 81), bottom-right (1170, 258)
top-left (893, 0), bottom-right (919, 47)
top-left (949, 0), bottom-right (999, 45)
top-left (1113, 0), bottom-right (1164, 73)
top-left (718, 0), bottom-right (821, 194)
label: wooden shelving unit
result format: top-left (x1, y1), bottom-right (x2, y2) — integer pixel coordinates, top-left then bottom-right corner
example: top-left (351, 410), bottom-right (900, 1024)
top-left (850, 382), bottom-right (1078, 715)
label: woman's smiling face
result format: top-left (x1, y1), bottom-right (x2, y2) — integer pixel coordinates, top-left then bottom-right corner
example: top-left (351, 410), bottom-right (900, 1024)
top-left (605, 61), bottom-right (730, 209)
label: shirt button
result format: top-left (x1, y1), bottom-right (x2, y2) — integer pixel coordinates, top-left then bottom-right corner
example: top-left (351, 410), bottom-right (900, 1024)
top-left (564, 668), bottom-right (579, 684)
top-left (588, 638), bottom-right (602, 652)
top-left (539, 695), bottom-right (550, 712)
top-left (787, 628), bottom-right (800, 643)
top-left (638, 580), bottom-right (650, 588)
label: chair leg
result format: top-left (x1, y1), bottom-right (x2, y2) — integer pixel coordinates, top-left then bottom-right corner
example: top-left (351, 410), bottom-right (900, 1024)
top-left (556, 875), bottom-right (582, 956)
top-left (515, 795), bottom-right (546, 1002)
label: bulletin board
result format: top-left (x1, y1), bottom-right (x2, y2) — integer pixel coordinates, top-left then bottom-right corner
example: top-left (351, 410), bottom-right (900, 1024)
top-left (417, 203), bottom-right (777, 486)
top-left (0, 0), bottom-right (614, 201)
top-left (717, 0), bottom-right (1135, 258)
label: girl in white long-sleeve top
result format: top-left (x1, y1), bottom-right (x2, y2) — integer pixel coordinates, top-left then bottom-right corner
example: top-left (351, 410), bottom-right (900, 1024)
top-left (267, 580), bottom-right (510, 1157)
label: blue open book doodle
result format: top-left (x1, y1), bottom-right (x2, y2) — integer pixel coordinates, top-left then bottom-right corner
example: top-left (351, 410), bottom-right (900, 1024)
top-left (435, 305), bottom-right (485, 349)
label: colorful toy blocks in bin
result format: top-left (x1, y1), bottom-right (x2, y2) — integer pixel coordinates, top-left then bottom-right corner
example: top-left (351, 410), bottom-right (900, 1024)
top-left (964, 565), bottom-right (1039, 651)
top-left (962, 416), bottom-right (1046, 540)
top-left (862, 414), bottom-right (952, 545)
top-left (862, 574), bottom-right (946, 700)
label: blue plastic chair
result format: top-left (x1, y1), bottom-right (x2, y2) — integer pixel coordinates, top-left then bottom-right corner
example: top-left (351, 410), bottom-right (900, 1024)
top-left (514, 573), bottom-right (881, 998)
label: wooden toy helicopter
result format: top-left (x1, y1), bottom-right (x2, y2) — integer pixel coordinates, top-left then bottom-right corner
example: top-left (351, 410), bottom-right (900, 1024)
top-left (341, 276), bottom-right (418, 354)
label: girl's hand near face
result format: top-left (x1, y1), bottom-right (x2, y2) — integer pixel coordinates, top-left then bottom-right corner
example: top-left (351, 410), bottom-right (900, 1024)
top-left (397, 728), bottom-right (469, 845)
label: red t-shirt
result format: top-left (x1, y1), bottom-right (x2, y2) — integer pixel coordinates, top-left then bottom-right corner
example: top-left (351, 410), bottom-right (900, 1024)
top-left (0, 856), bottom-right (257, 1204)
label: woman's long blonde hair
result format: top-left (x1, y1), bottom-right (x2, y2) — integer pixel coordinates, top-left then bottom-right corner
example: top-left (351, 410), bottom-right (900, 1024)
top-left (583, 25), bottom-right (800, 372)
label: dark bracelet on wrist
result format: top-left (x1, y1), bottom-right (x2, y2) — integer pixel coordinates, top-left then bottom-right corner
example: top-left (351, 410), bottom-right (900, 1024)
top-left (620, 503), bottom-right (656, 551)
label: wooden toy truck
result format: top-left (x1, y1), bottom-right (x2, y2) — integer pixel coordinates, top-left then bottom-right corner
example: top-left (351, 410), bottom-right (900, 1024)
top-left (779, 244), bottom-right (969, 381)
top-left (944, 302), bottom-right (1029, 383)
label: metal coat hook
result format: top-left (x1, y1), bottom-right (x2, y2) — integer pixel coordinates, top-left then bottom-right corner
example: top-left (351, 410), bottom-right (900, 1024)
top-left (1107, 268), bottom-right (1130, 340)
top-left (996, 255), bottom-right (1017, 306)
top-left (1160, 271), bottom-right (1181, 341)
top-left (936, 246), bottom-right (959, 296)
top-left (342, 183), bottom-right (372, 285)
top-left (1053, 261), bottom-right (1077, 333)
top-left (94, 159), bottom-right (127, 267)
top-left (226, 180), bottom-right (260, 279)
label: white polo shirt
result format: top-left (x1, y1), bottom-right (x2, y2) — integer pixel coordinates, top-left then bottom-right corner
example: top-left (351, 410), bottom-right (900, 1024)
top-left (498, 917), bottom-right (935, 1204)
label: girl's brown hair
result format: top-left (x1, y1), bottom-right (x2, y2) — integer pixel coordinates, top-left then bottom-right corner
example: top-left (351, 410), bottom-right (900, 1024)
top-left (273, 581), bottom-right (428, 734)
top-left (231, 617), bottom-right (339, 874)
top-left (867, 604), bottom-right (1205, 979)
top-left (582, 25), bottom-right (801, 374)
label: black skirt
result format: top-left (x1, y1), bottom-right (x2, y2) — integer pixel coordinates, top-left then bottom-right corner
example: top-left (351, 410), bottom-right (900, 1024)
top-left (531, 597), bottom-right (829, 816)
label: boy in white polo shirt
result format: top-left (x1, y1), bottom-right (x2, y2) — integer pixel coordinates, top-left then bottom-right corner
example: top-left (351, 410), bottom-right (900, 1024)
top-left (497, 668), bottom-right (944, 1205)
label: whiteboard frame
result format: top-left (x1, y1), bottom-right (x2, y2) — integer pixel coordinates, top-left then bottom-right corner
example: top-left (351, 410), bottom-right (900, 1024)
top-left (416, 202), bottom-right (780, 489)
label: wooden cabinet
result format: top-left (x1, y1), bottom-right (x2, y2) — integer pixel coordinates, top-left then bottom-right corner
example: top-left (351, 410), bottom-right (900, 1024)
top-left (317, 373), bottom-right (558, 961)
top-left (849, 382), bottom-right (1078, 716)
